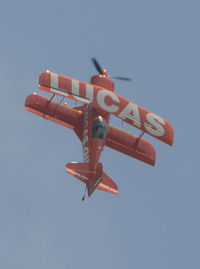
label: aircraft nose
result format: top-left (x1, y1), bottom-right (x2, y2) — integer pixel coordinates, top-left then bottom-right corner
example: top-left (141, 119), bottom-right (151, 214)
top-left (102, 69), bottom-right (109, 76)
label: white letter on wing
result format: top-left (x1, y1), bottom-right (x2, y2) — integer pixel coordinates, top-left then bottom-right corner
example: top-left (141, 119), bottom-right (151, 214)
top-left (72, 80), bottom-right (93, 104)
top-left (97, 90), bottom-right (119, 113)
top-left (119, 103), bottom-right (141, 128)
top-left (144, 113), bottom-right (165, 136)
top-left (85, 84), bottom-right (94, 103)
top-left (50, 72), bottom-right (69, 97)
top-left (51, 72), bottom-right (58, 90)
top-left (72, 80), bottom-right (80, 98)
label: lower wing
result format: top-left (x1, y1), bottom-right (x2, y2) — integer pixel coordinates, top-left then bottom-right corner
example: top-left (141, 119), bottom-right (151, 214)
top-left (25, 93), bottom-right (83, 139)
top-left (106, 125), bottom-right (156, 166)
top-left (25, 93), bottom-right (155, 166)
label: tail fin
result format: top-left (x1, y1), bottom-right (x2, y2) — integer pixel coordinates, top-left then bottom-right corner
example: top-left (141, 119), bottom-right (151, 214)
top-left (65, 162), bottom-right (118, 196)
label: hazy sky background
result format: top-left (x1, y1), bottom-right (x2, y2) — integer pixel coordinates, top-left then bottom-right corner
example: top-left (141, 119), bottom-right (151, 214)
top-left (0, 0), bottom-right (199, 268)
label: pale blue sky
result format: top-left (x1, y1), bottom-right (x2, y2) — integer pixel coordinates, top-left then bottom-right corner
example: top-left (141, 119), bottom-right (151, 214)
top-left (0, 0), bottom-right (200, 268)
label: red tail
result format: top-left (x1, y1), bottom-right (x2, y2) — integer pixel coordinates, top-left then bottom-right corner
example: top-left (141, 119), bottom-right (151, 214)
top-left (66, 162), bottom-right (118, 197)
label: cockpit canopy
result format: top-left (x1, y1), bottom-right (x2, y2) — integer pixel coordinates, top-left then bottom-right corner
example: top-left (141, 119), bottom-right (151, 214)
top-left (92, 116), bottom-right (108, 141)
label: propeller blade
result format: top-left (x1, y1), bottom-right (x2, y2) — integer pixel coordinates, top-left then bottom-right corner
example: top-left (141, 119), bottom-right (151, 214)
top-left (91, 58), bottom-right (131, 82)
top-left (111, 76), bottom-right (132, 82)
top-left (91, 58), bottom-right (103, 74)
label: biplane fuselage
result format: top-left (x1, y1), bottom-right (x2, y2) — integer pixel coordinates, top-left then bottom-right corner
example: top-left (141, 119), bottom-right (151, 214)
top-left (80, 105), bottom-right (109, 196)
top-left (25, 68), bottom-right (174, 198)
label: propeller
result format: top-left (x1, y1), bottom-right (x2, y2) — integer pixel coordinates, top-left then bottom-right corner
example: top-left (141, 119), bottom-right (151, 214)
top-left (91, 58), bottom-right (103, 75)
top-left (91, 58), bottom-right (131, 81)
top-left (111, 76), bottom-right (132, 82)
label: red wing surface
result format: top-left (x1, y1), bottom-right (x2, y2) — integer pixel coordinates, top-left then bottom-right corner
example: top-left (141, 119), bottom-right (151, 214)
top-left (39, 71), bottom-right (174, 146)
top-left (106, 125), bottom-right (156, 166)
top-left (25, 93), bottom-right (83, 139)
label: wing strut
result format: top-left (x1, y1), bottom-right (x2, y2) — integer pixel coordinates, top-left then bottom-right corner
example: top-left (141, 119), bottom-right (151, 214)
top-left (43, 94), bottom-right (66, 118)
top-left (43, 94), bottom-right (55, 117)
top-left (134, 131), bottom-right (144, 150)
top-left (54, 96), bottom-right (65, 112)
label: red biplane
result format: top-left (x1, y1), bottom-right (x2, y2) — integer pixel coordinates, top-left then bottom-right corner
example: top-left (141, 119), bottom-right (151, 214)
top-left (25, 59), bottom-right (174, 199)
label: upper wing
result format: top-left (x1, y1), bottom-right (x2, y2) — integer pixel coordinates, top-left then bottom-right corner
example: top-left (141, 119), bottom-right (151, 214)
top-left (39, 71), bottom-right (174, 146)
top-left (106, 125), bottom-right (156, 166)
top-left (25, 93), bottom-right (83, 140)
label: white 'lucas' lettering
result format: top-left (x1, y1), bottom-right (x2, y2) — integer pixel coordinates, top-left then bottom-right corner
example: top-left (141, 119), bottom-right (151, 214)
top-left (97, 90), bottom-right (120, 112)
top-left (119, 103), bottom-right (141, 128)
top-left (82, 111), bottom-right (89, 162)
top-left (144, 113), bottom-right (165, 136)
top-left (72, 80), bottom-right (93, 103)
top-left (48, 72), bottom-right (167, 139)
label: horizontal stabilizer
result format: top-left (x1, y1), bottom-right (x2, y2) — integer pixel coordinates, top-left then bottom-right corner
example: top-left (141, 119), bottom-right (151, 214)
top-left (66, 162), bottom-right (118, 196)
top-left (98, 172), bottom-right (118, 195)
top-left (66, 162), bottom-right (91, 184)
